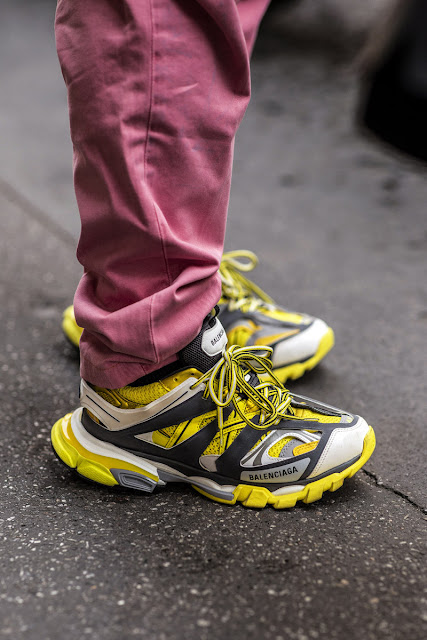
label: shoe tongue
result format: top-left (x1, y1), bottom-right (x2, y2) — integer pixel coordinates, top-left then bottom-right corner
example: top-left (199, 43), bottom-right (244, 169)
top-left (180, 311), bottom-right (227, 373)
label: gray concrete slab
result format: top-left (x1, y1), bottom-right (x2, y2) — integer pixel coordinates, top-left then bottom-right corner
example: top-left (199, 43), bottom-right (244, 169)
top-left (1, 191), bottom-right (426, 640)
top-left (0, 0), bottom-right (78, 239)
top-left (0, 190), bottom-right (426, 640)
top-left (1, 1), bottom-right (426, 639)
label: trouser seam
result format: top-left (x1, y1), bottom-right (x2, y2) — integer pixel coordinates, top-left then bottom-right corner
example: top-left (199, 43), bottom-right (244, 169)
top-left (145, 0), bottom-right (172, 363)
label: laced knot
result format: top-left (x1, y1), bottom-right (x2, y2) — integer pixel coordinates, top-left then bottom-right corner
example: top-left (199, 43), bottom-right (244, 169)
top-left (219, 250), bottom-right (276, 313)
top-left (192, 344), bottom-right (304, 449)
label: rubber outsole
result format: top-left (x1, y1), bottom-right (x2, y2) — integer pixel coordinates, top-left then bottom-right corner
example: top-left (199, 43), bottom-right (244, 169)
top-left (51, 413), bottom-right (375, 510)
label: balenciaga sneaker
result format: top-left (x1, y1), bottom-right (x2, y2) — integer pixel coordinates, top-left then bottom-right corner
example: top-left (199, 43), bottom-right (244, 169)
top-left (62, 305), bottom-right (82, 349)
top-left (62, 250), bottom-right (334, 383)
top-left (218, 251), bottom-right (334, 382)
top-left (52, 310), bottom-right (375, 509)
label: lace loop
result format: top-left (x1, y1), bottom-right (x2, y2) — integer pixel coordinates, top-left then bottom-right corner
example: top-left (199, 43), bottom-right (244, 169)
top-left (219, 250), bottom-right (275, 312)
top-left (192, 344), bottom-right (305, 450)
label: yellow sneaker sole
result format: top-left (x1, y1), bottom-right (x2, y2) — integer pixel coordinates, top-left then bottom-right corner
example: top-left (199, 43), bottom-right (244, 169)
top-left (62, 305), bottom-right (83, 348)
top-left (267, 327), bottom-right (335, 384)
top-left (51, 412), bottom-right (375, 510)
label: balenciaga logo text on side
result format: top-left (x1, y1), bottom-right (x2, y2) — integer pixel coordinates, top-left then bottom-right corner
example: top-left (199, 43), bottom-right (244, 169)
top-left (211, 328), bottom-right (225, 347)
top-left (247, 466), bottom-right (298, 481)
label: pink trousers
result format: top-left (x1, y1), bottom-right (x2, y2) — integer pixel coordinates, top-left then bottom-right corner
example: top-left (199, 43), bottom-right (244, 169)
top-left (56, 0), bottom-right (270, 388)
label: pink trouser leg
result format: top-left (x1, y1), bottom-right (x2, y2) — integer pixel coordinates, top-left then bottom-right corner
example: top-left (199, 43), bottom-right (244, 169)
top-left (55, 0), bottom-right (270, 388)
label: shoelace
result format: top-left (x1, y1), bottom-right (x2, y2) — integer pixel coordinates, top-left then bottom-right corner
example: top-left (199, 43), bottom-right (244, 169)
top-left (191, 344), bottom-right (310, 449)
top-left (219, 250), bottom-right (276, 313)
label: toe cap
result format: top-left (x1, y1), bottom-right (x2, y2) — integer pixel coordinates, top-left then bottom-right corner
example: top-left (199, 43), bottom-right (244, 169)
top-left (307, 416), bottom-right (370, 479)
top-left (271, 318), bottom-right (330, 367)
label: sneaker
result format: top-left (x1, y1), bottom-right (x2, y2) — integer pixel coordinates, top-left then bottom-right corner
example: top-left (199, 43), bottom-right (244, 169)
top-left (62, 250), bottom-right (334, 383)
top-left (52, 310), bottom-right (375, 509)
top-left (218, 251), bottom-right (334, 382)
top-left (62, 305), bottom-right (83, 349)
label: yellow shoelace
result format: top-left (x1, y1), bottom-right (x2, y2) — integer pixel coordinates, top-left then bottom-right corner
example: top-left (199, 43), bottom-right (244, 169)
top-left (191, 344), bottom-right (308, 448)
top-left (219, 250), bottom-right (275, 312)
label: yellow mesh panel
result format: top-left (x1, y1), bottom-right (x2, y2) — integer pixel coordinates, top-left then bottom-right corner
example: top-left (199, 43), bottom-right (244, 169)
top-left (202, 440), bottom-right (219, 455)
top-left (195, 413), bottom-right (218, 430)
top-left (261, 308), bottom-right (304, 324)
top-left (313, 414), bottom-right (341, 423)
top-left (94, 383), bottom-right (168, 408)
top-left (174, 413), bottom-right (216, 446)
top-left (94, 368), bottom-right (203, 410)
top-left (162, 425), bottom-right (178, 437)
top-left (223, 403), bottom-right (258, 428)
top-left (119, 383), bottom-right (168, 406)
top-left (227, 325), bottom-right (254, 347)
top-left (202, 407), bottom-right (259, 456)
top-left (203, 427), bottom-right (244, 455)
top-left (293, 441), bottom-right (318, 456)
top-left (152, 428), bottom-right (177, 448)
top-left (94, 389), bottom-right (121, 406)
top-left (153, 412), bottom-right (217, 449)
top-left (254, 329), bottom-right (299, 346)
top-left (293, 407), bottom-right (341, 423)
top-left (268, 436), bottom-right (293, 458)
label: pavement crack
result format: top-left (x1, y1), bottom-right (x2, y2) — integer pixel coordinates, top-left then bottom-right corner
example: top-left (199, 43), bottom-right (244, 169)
top-left (0, 177), bottom-right (75, 247)
top-left (362, 469), bottom-right (427, 515)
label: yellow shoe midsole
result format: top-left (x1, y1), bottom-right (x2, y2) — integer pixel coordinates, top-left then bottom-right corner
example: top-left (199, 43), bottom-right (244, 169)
top-left (51, 412), bottom-right (159, 486)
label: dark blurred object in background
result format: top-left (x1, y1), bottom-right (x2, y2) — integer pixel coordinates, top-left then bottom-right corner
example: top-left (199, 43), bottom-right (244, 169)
top-left (359, 0), bottom-right (427, 163)
top-left (268, 0), bottom-right (302, 9)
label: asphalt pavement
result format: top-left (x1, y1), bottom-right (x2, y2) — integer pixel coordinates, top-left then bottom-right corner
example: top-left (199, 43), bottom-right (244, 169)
top-left (1, 2), bottom-right (426, 639)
